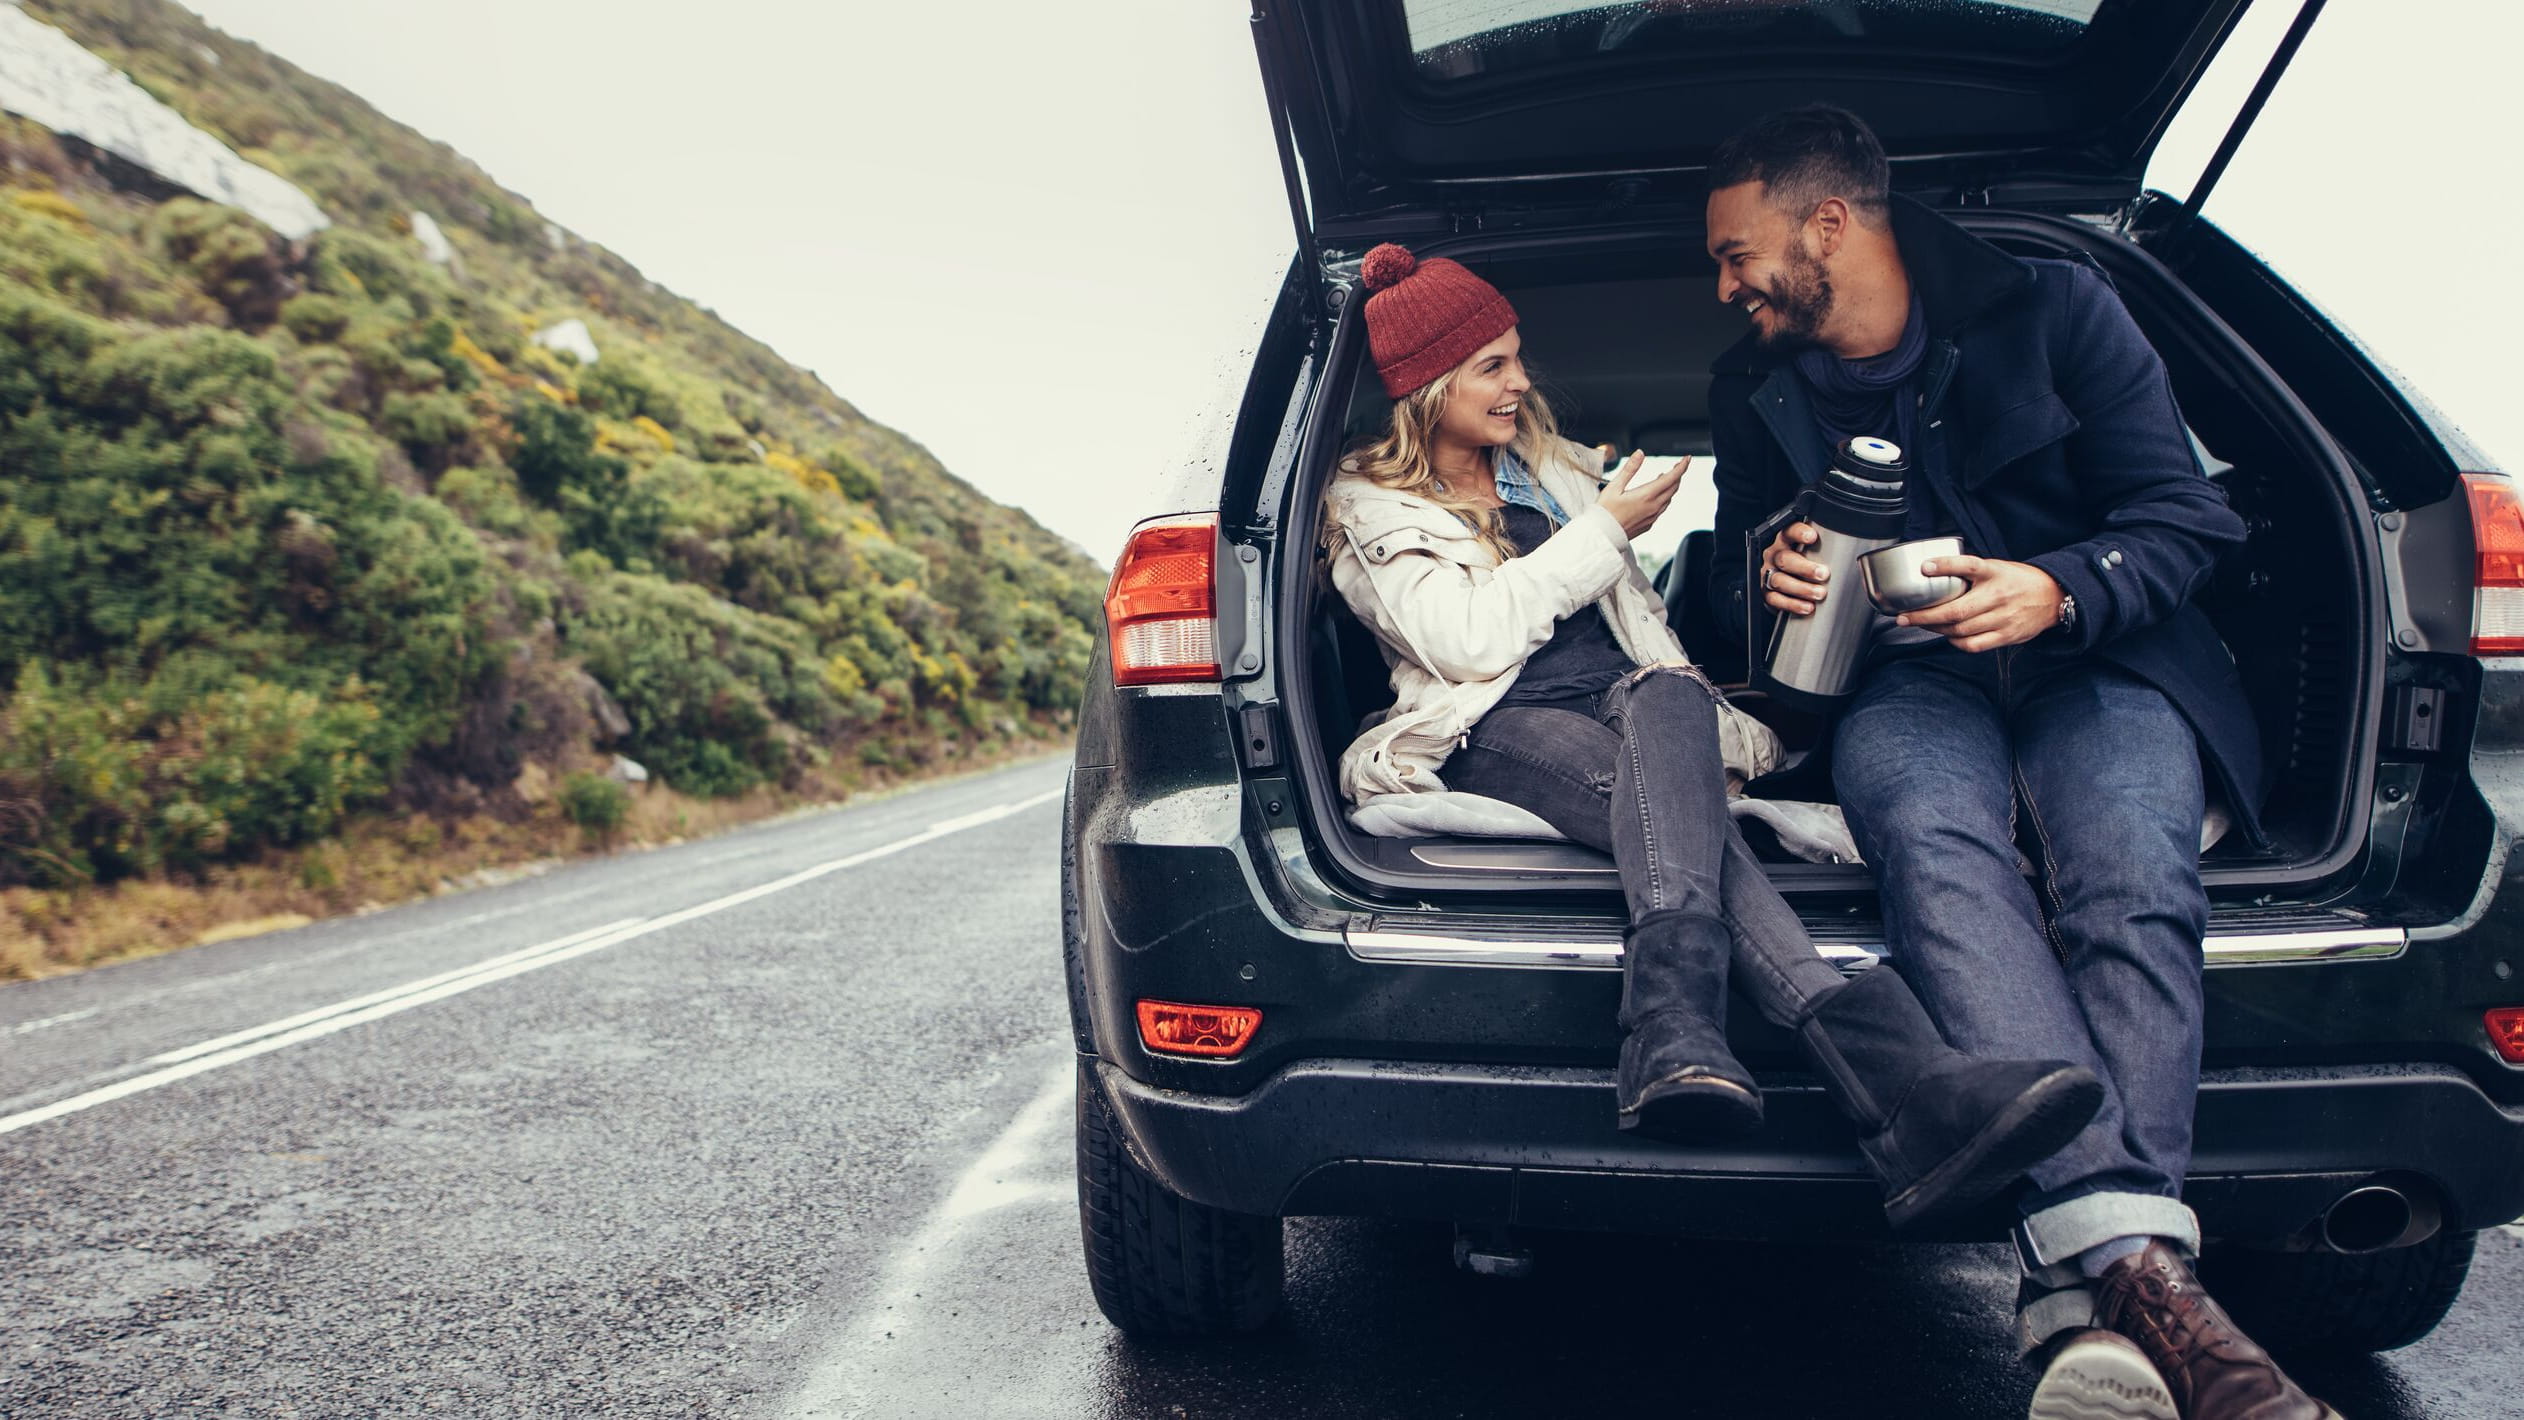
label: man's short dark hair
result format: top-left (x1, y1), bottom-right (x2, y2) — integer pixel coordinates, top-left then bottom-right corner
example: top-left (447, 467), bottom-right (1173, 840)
top-left (1708, 104), bottom-right (1892, 228)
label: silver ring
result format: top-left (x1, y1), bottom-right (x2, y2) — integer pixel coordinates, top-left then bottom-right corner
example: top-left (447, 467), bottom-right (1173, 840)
top-left (1760, 566), bottom-right (1775, 593)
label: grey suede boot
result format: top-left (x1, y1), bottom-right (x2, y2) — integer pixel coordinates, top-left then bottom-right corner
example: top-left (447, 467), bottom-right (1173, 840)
top-left (1796, 960), bottom-right (2104, 1232)
top-left (1616, 908), bottom-right (1763, 1141)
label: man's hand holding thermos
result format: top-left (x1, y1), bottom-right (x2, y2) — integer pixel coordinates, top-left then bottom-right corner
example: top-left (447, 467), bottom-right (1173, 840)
top-left (1760, 521), bottom-right (1831, 617)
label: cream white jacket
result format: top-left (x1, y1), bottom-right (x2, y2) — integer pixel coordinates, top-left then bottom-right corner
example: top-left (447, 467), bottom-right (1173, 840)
top-left (1322, 439), bottom-right (1783, 804)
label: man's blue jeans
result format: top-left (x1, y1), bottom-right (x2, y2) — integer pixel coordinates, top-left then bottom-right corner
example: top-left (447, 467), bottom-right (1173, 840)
top-left (1833, 646), bottom-right (2206, 1335)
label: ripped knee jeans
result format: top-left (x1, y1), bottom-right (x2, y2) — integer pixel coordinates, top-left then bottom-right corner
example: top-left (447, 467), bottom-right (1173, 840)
top-left (1444, 665), bottom-right (1847, 1028)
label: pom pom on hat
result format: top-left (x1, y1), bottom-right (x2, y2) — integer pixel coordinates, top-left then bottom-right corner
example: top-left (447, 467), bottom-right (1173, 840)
top-left (1356, 245), bottom-right (1518, 398)
top-left (1360, 243), bottom-right (1417, 293)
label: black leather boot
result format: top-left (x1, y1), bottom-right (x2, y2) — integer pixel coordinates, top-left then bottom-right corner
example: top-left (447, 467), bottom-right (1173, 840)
top-left (1616, 908), bottom-right (1763, 1141)
top-left (1796, 960), bottom-right (2104, 1233)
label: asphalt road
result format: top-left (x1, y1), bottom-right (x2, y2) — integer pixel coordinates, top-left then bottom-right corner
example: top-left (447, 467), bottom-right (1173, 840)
top-left (4, 755), bottom-right (2517, 1418)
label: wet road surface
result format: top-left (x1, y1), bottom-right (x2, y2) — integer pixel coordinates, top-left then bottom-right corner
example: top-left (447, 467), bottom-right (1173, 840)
top-left (4, 756), bottom-right (2517, 1417)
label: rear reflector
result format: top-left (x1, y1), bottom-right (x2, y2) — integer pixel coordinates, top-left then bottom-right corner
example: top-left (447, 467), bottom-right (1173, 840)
top-left (1106, 515), bottom-right (1220, 686)
top-left (2464, 475), bottom-right (2524, 654)
top-left (1136, 999), bottom-right (1262, 1058)
top-left (2488, 1007), bottom-right (2524, 1065)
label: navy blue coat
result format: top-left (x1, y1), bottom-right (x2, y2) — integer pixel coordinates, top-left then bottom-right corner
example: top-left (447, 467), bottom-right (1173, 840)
top-left (1706, 196), bottom-right (2267, 843)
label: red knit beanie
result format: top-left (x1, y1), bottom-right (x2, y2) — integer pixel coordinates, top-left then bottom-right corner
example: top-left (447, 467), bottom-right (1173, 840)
top-left (1359, 243), bottom-right (1518, 399)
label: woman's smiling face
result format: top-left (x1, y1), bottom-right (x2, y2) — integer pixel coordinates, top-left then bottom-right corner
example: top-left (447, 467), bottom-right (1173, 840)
top-left (1434, 327), bottom-right (1530, 452)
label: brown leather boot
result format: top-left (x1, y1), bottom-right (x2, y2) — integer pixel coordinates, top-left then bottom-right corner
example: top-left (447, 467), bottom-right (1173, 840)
top-left (2093, 1243), bottom-right (2341, 1420)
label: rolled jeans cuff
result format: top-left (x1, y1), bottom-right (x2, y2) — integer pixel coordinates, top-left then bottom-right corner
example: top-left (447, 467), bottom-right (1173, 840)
top-left (2015, 1191), bottom-right (2200, 1271)
top-left (2015, 1279), bottom-right (2099, 1356)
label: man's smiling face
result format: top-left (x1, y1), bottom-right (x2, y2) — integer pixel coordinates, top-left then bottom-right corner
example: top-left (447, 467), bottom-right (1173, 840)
top-left (1706, 181), bottom-right (1834, 351)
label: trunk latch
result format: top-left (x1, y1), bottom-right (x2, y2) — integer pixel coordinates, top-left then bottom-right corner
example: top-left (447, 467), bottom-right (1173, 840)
top-left (1238, 702), bottom-right (1282, 772)
top-left (2384, 686), bottom-right (2445, 754)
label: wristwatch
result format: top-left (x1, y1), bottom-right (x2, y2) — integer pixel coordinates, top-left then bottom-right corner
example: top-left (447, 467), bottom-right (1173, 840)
top-left (2055, 591), bottom-right (2079, 635)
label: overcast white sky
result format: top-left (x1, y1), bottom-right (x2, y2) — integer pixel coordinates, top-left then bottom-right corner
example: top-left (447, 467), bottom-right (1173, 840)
top-left (167, 0), bottom-right (2523, 563)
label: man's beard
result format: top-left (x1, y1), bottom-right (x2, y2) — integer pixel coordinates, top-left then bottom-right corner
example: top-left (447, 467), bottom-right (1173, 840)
top-left (1747, 239), bottom-right (1833, 351)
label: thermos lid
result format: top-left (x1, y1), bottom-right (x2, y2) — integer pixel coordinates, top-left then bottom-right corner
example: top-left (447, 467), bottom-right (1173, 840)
top-left (1817, 436), bottom-right (1907, 508)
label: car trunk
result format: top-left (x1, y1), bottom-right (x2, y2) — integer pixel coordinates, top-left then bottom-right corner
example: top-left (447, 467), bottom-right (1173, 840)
top-left (1250, 0), bottom-right (2281, 243)
top-left (1268, 207), bottom-right (2390, 923)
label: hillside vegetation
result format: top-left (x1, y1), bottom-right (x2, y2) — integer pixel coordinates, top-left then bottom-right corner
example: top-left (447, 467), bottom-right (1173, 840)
top-left (0, 0), bottom-right (1102, 947)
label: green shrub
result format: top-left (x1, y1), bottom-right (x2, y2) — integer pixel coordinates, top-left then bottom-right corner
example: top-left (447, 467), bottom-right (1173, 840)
top-left (560, 568), bottom-right (841, 796)
top-left (557, 770), bottom-right (629, 836)
top-left (0, 663), bottom-right (391, 883)
top-left (379, 388), bottom-right (472, 467)
top-left (0, 285), bottom-right (502, 879)
top-left (435, 464), bottom-right (534, 538)
top-left (280, 292), bottom-right (351, 343)
top-left (0, 186), bottom-right (211, 323)
top-left (577, 359), bottom-right (673, 424)
top-left (508, 395), bottom-right (618, 505)
top-left (824, 446), bottom-right (882, 503)
top-left (325, 497), bottom-right (505, 758)
top-left (401, 316), bottom-right (475, 392)
top-left (305, 224), bottom-right (446, 315)
top-left (145, 198), bottom-right (289, 328)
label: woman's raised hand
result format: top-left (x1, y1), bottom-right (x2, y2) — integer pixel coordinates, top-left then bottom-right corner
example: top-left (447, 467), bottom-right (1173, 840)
top-left (1597, 450), bottom-right (1691, 539)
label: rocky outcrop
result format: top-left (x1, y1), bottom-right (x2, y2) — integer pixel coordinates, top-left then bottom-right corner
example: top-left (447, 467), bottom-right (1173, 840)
top-left (534, 317), bottom-right (599, 366)
top-left (0, 5), bottom-right (328, 239)
top-left (569, 667), bottom-right (632, 743)
top-left (410, 209), bottom-right (453, 266)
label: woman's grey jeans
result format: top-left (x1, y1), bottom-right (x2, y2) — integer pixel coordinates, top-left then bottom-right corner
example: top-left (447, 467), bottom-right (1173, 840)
top-left (1443, 665), bottom-right (1848, 1028)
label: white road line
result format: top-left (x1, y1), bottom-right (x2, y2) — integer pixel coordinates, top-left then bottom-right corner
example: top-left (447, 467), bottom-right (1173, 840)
top-left (785, 1055), bottom-right (1077, 1418)
top-left (8, 1007), bottom-right (101, 1036)
top-left (0, 787), bottom-right (1064, 1138)
top-left (146, 918), bottom-right (644, 1065)
top-left (0, 885), bottom-right (610, 1039)
top-left (937, 1065), bottom-right (1075, 1223)
top-left (926, 798), bottom-right (1044, 836)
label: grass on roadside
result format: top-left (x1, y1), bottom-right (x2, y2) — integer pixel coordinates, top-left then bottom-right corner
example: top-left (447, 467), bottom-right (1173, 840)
top-left (0, 734), bottom-right (1068, 981)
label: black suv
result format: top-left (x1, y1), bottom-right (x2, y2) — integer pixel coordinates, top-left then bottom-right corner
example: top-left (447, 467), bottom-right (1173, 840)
top-left (1066, 0), bottom-right (2524, 1348)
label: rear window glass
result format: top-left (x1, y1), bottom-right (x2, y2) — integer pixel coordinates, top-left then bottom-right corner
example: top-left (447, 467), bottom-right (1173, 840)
top-left (1401, 0), bottom-right (2108, 79)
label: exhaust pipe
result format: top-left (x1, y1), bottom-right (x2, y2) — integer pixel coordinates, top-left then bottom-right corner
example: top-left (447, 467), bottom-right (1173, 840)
top-left (1452, 1225), bottom-right (1536, 1279)
top-left (2317, 1183), bottom-right (2441, 1254)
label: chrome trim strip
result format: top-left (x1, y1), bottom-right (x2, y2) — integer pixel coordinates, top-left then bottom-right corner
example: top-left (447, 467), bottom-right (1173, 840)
top-left (2197, 929), bottom-right (2409, 965)
top-left (1407, 842), bottom-right (1615, 873)
top-left (1344, 931), bottom-right (1622, 968)
top-left (1344, 926), bottom-right (2407, 970)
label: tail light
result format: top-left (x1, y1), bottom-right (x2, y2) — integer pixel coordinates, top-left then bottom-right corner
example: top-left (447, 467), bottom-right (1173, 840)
top-left (1106, 514), bottom-right (1220, 686)
top-left (2464, 474), bottom-right (2524, 654)
top-left (2488, 1007), bottom-right (2524, 1065)
top-left (1137, 1000), bottom-right (1262, 1058)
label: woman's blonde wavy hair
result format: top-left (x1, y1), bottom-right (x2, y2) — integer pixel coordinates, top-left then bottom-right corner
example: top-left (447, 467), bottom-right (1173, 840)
top-left (1322, 363), bottom-right (1564, 566)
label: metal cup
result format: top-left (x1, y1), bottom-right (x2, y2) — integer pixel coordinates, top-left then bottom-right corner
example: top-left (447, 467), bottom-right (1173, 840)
top-left (1861, 537), bottom-right (1968, 615)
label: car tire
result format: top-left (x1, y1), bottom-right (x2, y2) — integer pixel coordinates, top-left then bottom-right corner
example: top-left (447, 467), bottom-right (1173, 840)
top-left (2201, 1228), bottom-right (2478, 1354)
top-left (1075, 1057), bottom-right (1285, 1337)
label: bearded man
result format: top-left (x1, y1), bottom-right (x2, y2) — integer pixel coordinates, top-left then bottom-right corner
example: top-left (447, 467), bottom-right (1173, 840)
top-left (1701, 105), bottom-right (2337, 1420)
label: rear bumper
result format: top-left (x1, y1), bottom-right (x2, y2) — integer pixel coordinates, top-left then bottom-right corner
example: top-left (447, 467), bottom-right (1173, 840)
top-left (1096, 1055), bottom-right (2524, 1243)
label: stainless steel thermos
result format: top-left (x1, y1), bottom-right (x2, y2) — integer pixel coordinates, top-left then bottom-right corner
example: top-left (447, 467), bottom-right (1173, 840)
top-left (1756, 436), bottom-right (1914, 711)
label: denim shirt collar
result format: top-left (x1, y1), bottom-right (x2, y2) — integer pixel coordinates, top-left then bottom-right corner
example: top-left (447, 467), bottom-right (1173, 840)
top-left (1491, 445), bottom-right (1571, 525)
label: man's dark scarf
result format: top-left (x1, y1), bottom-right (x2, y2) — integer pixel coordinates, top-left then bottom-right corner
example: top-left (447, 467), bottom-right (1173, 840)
top-left (1793, 293), bottom-right (1928, 457)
